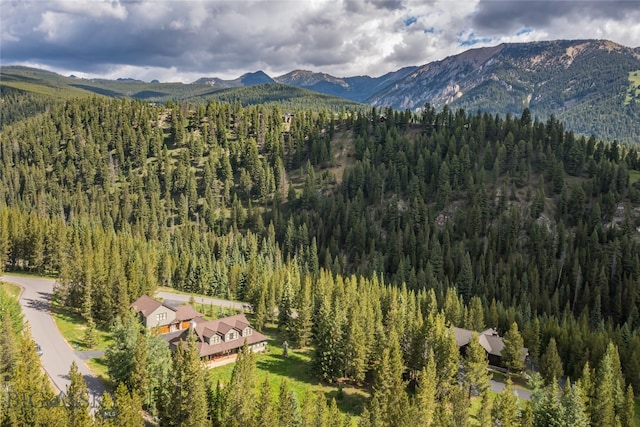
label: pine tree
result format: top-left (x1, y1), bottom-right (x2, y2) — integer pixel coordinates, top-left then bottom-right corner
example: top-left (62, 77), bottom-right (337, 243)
top-left (313, 293), bottom-right (343, 382)
top-left (144, 331), bottom-right (171, 417)
top-left (413, 353), bottom-right (437, 427)
top-left (113, 382), bottom-right (144, 427)
top-left (466, 295), bottom-right (485, 332)
top-left (277, 380), bottom-right (302, 427)
top-left (130, 332), bottom-right (148, 405)
top-left (502, 322), bottom-right (525, 373)
top-left (104, 315), bottom-right (139, 389)
top-left (343, 309), bottom-right (368, 384)
top-left (6, 328), bottom-right (66, 426)
top-left (592, 342), bottom-right (624, 427)
top-left (293, 276), bottom-right (313, 348)
top-left (562, 381), bottom-right (589, 427)
top-left (372, 328), bottom-right (409, 427)
top-left (95, 392), bottom-right (117, 427)
top-left (207, 380), bottom-right (227, 427)
top-left (493, 378), bottom-right (520, 427)
top-left (448, 384), bottom-right (470, 427)
top-left (540, 338), bottom-right (563, 385)
top-left (532, 381), bottom-right (565, 427)
top-left (255, 376), bottom-right (276, 427)
top-left (84, 317), bottom-right (98, 349)
top-left (327, 397), bottom-right (343, 427)
top-left (278, 271), bottom-right (296, 340)
top-left (427, 313), bottom-right (459, 390)
top-left (576, 361), bottom-right (594, 420)
top-left (225, 342), bottom-right (257, 427)
top-left (464, 331), bottom-right (491, 396)
top-left (0, 287), bottom-right (23, 334)
top-left (620, 384), bottom-right (635, 427)
top-left (478, 390), bottom-right (493, 427)
top-left (162, 334), bottom-right (208, 426)
top-left (64, 361), bottom-right (94, 427)
top-left (456, 252), bottom-right (474, 304)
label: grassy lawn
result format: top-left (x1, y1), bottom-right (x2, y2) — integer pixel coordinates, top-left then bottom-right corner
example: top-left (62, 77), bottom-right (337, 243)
top-left (189, 301), bottom-right (240, 320)
top-left (0, 281), bottom-right (22, 300)
top-left (209, 325), bottom-right (368, 424)
top-left (50, 301), bottom-right (113, 351)
top-left (629, 170), bottom-right (640, 186)
top-left (1, 270), bottom-right (56, 279)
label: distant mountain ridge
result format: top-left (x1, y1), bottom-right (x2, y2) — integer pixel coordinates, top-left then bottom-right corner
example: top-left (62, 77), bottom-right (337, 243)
top-left (193, 39), bottom-right (640, 142)
top-left (192, 70), bottom-right (274, 88)
top-left (3, 39), bottom-right (640, 142)
top-left (272, 66), bottom-right (419, 102)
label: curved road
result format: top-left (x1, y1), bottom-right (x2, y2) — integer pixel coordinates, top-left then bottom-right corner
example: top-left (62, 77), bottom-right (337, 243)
top-left (1, 276), bottom-right (249, 400)
top-left (1, 274), bottom-right (106, 399)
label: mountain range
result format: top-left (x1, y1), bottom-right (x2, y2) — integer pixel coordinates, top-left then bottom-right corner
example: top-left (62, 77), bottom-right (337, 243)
top-left (192, 39), bottom-right (640, 142)
top-left (2, 39), bottom-right (640, 142)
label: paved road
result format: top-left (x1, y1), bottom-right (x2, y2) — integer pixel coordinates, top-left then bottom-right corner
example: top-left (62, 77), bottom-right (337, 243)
top-left (154, 291), bottom-right (251, 312)
top-left (1, 275), bottom-right (106, 399)
top-left (490, 379), bottom-right (532, 400)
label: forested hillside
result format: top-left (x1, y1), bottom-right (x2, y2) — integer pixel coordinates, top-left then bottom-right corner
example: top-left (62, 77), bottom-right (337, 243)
top-left (1, 96), bottom-right (639, 425)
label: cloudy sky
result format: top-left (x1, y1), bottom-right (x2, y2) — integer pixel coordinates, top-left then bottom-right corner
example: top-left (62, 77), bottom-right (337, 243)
top-left (1, 0), bottom-right (639, 82)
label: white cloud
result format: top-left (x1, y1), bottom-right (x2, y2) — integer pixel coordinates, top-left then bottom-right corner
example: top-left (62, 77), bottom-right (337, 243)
top-left (1, 0), bottom-right (638, 82)
top-left (49, 0), bottom-right (128, 20)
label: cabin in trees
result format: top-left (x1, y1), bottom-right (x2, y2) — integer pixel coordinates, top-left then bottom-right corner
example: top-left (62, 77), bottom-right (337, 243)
top-left (130, 295), bottom-right (202, 335)
top-left (167, 314), bottom-right (268, 367)
top-left (454, 327), bottom-right (528, 369)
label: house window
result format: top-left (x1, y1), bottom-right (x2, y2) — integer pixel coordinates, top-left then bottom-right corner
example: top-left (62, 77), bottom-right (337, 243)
top-left (156, 312), bottom-right (167, 322)
top-left (244, 327), bottom-right (252, 336)
top-left (211, 335), bottom-right (220, 345)
top-left (227, 331), bottom-right (238, 341)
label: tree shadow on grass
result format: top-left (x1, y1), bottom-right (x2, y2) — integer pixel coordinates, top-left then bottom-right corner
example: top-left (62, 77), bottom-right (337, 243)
top-left (255, 351), bottom-right (317, 384)
top-left (324, 387), bottom-right (369, 418)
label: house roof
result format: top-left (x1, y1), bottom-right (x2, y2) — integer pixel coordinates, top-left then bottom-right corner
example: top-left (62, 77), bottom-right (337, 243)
top-left (453, 327), bottom-right (475, 347)
top-left (130, 295), bottom-right (202, 323)
top-left (479, 334), bottom-right (504, 356)
top-left (131, 295), bottom-right (163, 317)
top-left (194, 314), bottom-right (251, 338)
top-left (168, 313), bottom-right (267, 358)
top-left (174, 305), bottom-right (202, 322)
top-left (454, 326), bottom-right (528, 360)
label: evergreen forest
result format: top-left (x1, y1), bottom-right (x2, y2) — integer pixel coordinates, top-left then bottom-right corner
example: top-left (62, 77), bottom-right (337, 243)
top-left (0, 93), bottom-right (639, 426)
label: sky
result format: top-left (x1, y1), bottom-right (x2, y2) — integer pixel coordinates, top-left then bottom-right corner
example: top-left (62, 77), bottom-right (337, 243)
top-left (1, 0), bottom-right (639, 83)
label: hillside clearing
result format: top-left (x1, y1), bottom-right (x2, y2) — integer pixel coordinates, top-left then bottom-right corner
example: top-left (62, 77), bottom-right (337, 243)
top-left (625, 70), bottom-right (640, 105)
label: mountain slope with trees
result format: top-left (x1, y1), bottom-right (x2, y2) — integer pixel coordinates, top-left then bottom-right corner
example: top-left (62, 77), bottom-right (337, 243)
top-left (367, 39), bottom-right (640, 143)
top-left (0, 95), bottom-right (639, 425)
top-left (4, 39), bottom-right (640, 142)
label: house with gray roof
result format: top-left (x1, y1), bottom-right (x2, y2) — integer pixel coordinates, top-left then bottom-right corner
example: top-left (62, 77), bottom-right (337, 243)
top-left (454, 327), bottom-right (528, 369)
